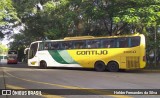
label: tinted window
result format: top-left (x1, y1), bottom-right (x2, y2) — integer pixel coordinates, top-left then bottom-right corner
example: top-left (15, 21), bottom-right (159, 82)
top-left (102, 38), bottom-right (115, 48)
top-left (39, 42), bottom-right (60, 50)
top-left (8, 51), bottom-right (17, 54)
top-left (87, 40), bottom-right (101, 48)
top-left (117, 38), bottom-right (129, 48)
top-left (61, 41), bottom-right (73, 49)
top-left (50, 42), bottom-right (60, 50)
top-left (39, 42), bottom-right (44, 50)
top-left (73, 40), bottom-right (86, 49)
top-left (130, 36), bottom-right (140, 47)
top-left (44, 42), bottom-right (49, 50)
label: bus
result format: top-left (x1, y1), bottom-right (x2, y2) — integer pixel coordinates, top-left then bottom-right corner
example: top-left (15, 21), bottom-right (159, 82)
top-left (0, 55), bottom-right (7, 62)
top-left (7, 50), bottom-right (18, 64)
top-left (27, 34), bottom-right (146, 72)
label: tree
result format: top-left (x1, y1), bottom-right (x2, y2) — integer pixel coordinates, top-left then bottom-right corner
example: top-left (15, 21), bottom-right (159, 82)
top-left (9, 0), bottom-right (160, 48)
top-left (113, 0), bottom-right (160, 34)
top-left (0, 0), bottom-right (19, 39)
top-left (9, 33), bottom-right (30, 61)
top-left (5, 0), bottom-right (160, 65)
top-left (0, 43), bottom-right (8, 54)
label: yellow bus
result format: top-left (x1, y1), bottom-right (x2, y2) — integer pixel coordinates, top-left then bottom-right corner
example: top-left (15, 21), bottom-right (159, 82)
top-left (27, 33), bottom-right (146, 72)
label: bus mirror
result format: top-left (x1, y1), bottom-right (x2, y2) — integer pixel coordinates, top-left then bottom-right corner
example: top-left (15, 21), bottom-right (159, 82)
top-left (24, 48), bottom-right (29, 54)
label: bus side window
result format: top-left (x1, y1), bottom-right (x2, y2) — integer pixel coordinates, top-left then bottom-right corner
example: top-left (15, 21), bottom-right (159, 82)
top-left (61, 41), bottom-right (72, 49)
top-left (44, 42), bottom-right (49, 50)
top-left (50, 42), bottom-right (60, 50)
top-left (39, 42), bottom-right (44, 50)
top-left (102, 38), bottom-right (115, 48)
top-left (48, 42), bottom-right (52, 50)
top-left (86, 40), bottom-right (92, 48)
top-left (130, 36), bottom-right (140, 47)
top-left (73, 41), bottom-right (86, 49)
top-left (117, 38), bottom-right (129, 48)
top-left (87, 40), bottom-right (101, 48)
top-left (61, 42), bottom-right (65, 49)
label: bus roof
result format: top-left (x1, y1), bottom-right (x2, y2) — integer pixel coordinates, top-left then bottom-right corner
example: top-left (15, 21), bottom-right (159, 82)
top-left (30, 33), bottom-right (143, 44)
top-left (31, 39), bottom-right (63, 43)
top-left (64, 33), bottom-right (143, 40)
top-left (64, 36), bottom-right (94, 40)
top-left (97, 33), bottom-right (143, 39)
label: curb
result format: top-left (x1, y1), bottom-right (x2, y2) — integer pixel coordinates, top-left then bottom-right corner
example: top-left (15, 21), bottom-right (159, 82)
top-left (141, 69), bottom-right (160, 72)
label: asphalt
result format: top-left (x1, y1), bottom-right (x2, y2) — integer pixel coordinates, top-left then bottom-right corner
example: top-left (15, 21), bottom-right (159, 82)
top-left (0, 70), bottom-right (6, 89)
top-left (139, 63), bottom-right (160, 73)
top-left (145, 63), bottom-right (160, 69)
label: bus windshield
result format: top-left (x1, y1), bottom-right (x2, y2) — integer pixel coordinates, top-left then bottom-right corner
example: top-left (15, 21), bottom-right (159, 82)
top-left (8, 50), bottom-right (18, 54)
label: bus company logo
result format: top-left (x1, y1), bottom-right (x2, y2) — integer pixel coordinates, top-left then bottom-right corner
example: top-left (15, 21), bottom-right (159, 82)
top-left (2, 90), bottom-right (11, 95)
top-left (76, 50), bottom-right (108, 55)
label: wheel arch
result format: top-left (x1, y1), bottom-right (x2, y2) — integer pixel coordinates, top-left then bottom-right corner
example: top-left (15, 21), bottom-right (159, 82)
top-left (39, 60), bottom-right (47, 68)
top-left (94, 60), bottom-right (105, 65)
top-left (106, 60), bottom-right (120, 66)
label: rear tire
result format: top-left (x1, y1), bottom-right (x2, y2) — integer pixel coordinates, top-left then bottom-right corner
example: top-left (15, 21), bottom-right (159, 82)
top-left (40, 61), bottom-right (47, 69)
top-left (94, 61), bottom-right (106, 72)
top-left (107, 62), bottom-right (119, 72)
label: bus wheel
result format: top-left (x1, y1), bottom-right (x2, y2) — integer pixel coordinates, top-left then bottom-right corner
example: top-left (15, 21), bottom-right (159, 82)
top-left (40, 61), bottom-right (47, 69)
top-left (94, 61), bottom-right (106, 72)
top-left (107, 62), bottom-right (119, 72)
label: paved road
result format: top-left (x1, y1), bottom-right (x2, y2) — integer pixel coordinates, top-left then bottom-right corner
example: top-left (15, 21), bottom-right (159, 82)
top-left (0, 61), bottom-right (160, 98)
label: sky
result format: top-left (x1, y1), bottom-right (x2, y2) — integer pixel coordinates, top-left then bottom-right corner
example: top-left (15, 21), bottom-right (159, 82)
top-left (1, 23), bottom-right (24, 47)
top-left (1, 36), bottom-right (13, 46)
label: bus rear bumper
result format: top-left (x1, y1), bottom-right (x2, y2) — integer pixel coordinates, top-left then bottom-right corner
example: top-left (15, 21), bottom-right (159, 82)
top-left (7, 60), bottom-right (18, 64)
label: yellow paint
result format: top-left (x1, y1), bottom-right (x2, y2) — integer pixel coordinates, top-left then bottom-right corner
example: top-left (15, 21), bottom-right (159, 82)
top-left (66, 34), bottom-right (146, 69)
top-left (64, 36), bottom-right (94, 40)
top-left (31, 61), bottom-right (36, 65)
top-left (67, 47), bottom-right (145, 69)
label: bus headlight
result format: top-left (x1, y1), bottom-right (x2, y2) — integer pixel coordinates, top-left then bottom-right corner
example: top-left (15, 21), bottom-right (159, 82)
top-left (31, 61), bottom-right (36, 65)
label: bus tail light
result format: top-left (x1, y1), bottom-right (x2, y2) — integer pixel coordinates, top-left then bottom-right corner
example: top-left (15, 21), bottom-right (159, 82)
top-left (143, 56), bottom-right (146, 61)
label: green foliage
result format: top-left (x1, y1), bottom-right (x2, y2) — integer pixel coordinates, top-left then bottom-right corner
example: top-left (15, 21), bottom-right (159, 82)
top-left (43, 1), bottom-right (57, 12)
top-left (0, 0), bottom-right (19, 39)
top-left (9, 33), bottom-right (31, 61)
top-left (3, 0), bottom-right (160, 61)
top-left (113, 0), bottom-right (160, 27)
top-left (0, 43), bottom-right (8, 54)
top-left (0, 0), bottom-right (18, 25)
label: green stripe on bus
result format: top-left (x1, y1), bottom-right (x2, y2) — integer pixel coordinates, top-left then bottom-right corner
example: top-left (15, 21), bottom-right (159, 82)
top-left (58, 50), bottom-right (78, 64)
top-left (48, 50), bottom-right (69, 64)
